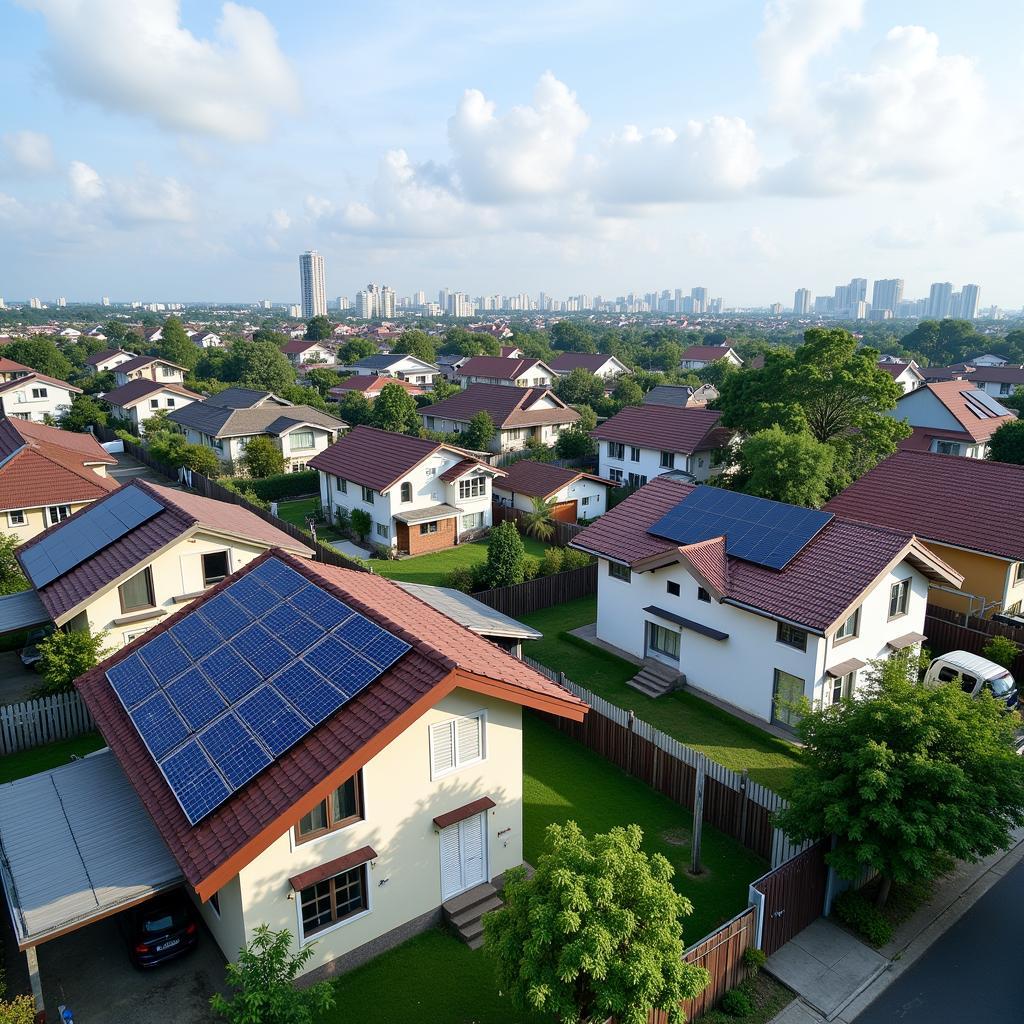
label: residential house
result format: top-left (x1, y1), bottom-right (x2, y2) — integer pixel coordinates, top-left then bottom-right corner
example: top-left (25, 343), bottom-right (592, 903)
top-left (886, 381), bottom-right (1016, 458)
top-left (64, 551), bottom-right (585, 989)
top-left (968, 353), bottom-right (1008, 367)
top-left (167, 388), bottom-right (347, 472)
top-left (113, 355), bottom-right (187, 388)
top-left (328, 376), bottom-right (424, 402)
top-left (593, 405), bottom-right (731, 486)
top-left (436, 354), bottom-right (470, 382)
top-left (825, 451), bottom-right (1024, 618)
top-left (282, 340), bottom-right (336, 367)
top-left (418, 384), bottom-right (579, 454)
top-left (499, 345), bottom-right (524, 358)
top-left (493, 460), bottom-right (614, 523)
top-left (0, 416), bottom-right (118, 543)
top-left (17, 480), bottom-right (312, 648)
top-left (920, 364), bottom-right (1024, 401)
top-left (455, 357), bottom-right (555, 389)
top-left (0, 370), bottom-right (80, 423)
top-left (191, 331), bottom-right (223, 349)
top-left (341, 354), bottom-right (441, 389)
top-left (679, 345), bottom-right (743, 370)
top-left (0, 359), bottom-right (32, 384)
top-left (102, 379), bottom-right (204, 428)
top-left (876, 360), bottom-right (924, 394)
top-left (571, 477), bottom-right (961, 726)
top-left (309, 425), bottom-right (504, 553)
top-left (83, 349), bottom-right (138, 374)
top-left (642, 383), bottom-right (719, 409)
top-left (548, 353), bottom-right (631, 380)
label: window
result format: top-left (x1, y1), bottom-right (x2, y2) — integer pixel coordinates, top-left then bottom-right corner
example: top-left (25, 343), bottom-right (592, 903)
top-left (119, 566), bottom-right (155, 613)
top-left (336, 476), bottom-right (347, 494)
top-left (660, 451), bottom-right (675, 469)
top-left (934, 440), bottom-right (961, 456)
top-left (630, 446), bottom-right (640, 462)
top-left (300, 863), bottom-right (369, 938)
top-left (209, 892), bottom-right (221, 918)
top-left (361, 485), bottom-right (374, 504)
top-left (149, 399), bottom-right (159, 409)
top-left (647, 622), bottom-right (680, 660)
top-left (291, 430), bottom-right (315, 450)
top-left (697, 587), bottom-right (711, 603)
top-left (7, 510), bottom-right (25, 527)
top-left (828, 671), bottom-right (855, 706)
top-left (395, 481), bottom-right (412, 504)
top-left (627, 472), bottom-right (647, 487)
top-left (667, 580), bottom-right (680, 596)
top-left (1015, 563), bottom-right (1024, 584)
top-left (166, 398), bottom-right (175, 408)
top-left (581, 495), bottom-right (591, 506)
top-left (459, 476), bottom-right (486, 500)
top-left (835, 608), bottom-right (859, 641)
top-left (425, 466), bottom-right (436, 477)
top-left (202, 551), bottom-right (229, 587)
top-left (773, 669), bottom-right (805, 727)
top-left (296, 775), bottom-right (363, 843)
top-left (462, 511), bottom-right (483, 530)
top-left (31, 387), bottom-right (48, 399)
top-left (608, 468), bottom-right (623, 484)
top-left (291, 462), bottom-right (307, 472)
top-left (161, 366), bottom-right (175, 378)
top-left (889, 578), bottom-right (911, 618)
top-left (608, 442), bottom-right (625, 460)
top-left (419, 521), bottom-right (439, 535)
top-left (46, 505), bottom-right (71, 526)
top-left (1000, 383), bottom-right (1013, 395)
top-left (429, 713), bottom-right (485, 778)
top-left (608, 562), bottom-right (631, 582)
top-left (776, 622), bottom-right (807, 651)
top-left (426, 416), bottom-right (436, 430)
top-left (376, 522), bottom-right (389, 538)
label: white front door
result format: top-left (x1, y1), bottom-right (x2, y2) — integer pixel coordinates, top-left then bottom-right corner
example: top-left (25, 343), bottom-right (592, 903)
top-left (439, 812), bottom-right (488, 900)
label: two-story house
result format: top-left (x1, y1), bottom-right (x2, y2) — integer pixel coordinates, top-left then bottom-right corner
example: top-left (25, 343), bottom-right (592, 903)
top-left (876, 359), bottom-right (924, 394)
top-left (282, 340), bottom-right (336, 367)
top-left (102, 378), bottom-right (204, 427)
top-left (419, 384), bottom-right (579, 454)
top-left (0, 369), bottom-right (81, 423)
top-left (84, 348), bottom-right (138, 374)
top-left (328, 376), bottom-right (424, 403)
top-left (643, 383), bottom-right (720, 408)
top-left (493, 460), bottom-right (614, 523)
top-left (0, 358), bottom-right (34, 384)
top-left (167, 388), bottom-right (347, 472)
top-left (17, 480), bottom-right (312, 649)
top-left (593, 405), bottom-right (731, 486)
top-left (455, 357), bottom-right (555, 389)
top-left (113, 355), bottom-right (188, 388)
top-left (341, 354), bottom-right (441, 389)
top-left (679, 345), bottom-right (743, 371)
top-left (191, 330), bottom-right (223, 349)
top-left (309, 425), bottom-right (505, 553)
top-left (548, 353), bottom-right (631, 380)
top-left (921, 363), bottom-right (1024, 402)
top-left (571, 478), bottom-right (961, 727)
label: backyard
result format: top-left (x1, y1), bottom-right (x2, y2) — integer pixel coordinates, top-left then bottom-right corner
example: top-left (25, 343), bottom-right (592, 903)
top-left (0, 733), bottom-right (106, 785)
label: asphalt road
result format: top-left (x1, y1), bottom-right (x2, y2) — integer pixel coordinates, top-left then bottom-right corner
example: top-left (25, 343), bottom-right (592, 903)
top-left (855, 857), bottom-right (1024, 1022)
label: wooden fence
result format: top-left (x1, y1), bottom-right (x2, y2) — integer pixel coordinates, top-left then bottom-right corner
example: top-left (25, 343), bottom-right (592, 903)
top-left (525, 661), bottom-right (807, 867)
top-left (925, 603), bottom-right (1024, 678)
top-left (472, 563), bottom-right (597, 617)
top-left (0, 691), bottom-right (96, 755)
top-left (749, 841), bottom-right (829, 956)
top-left (490, 501), bottom-right (587, 546)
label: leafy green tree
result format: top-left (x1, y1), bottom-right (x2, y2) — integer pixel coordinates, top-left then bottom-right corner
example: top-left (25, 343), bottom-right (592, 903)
top-left (61, 394), bottom-right (108, 433)
top-left (737, 426), bottom-right (835, 507)
top-left (350, 508), bottom-right (372, 543)
top-left (554, 423), bottom-right (595, 459)
top-left (555, 367), bottom-right (605, 406)
top-left (439, 326), bottom-right (500, 357)
top-left (0, 535), bottom-right (28, 595)
top-left (982, 635), bottom-right (1020, 669)
top-left (303, 367), bottom-right (340, 398)
top-left (613, 376), bottom-right (643, 406)
top-left (4, 337), bottom-right (73, 380)
top-left (393, 329), bottom-right (436, 363)
top-left (338, 338), bottom-right (377, 364)
top-left (304, 315), bottom-right (332, 341)
top-left (776, 655), bottom-right (1024, 907)
top-left (550, 320), bottom-right (595, 353)
top-left (82, 369), bottom-right (116, 395)
top-left (463, 411), bottom-right (495, 451)
top-left (425, 378), bottom-right (460, 404)
top-left (230, 340), bottom-right (296, 394)
top-left (103, 320), bottom-right (134, 347)
top-left (252, 327), bottom-right (290, 347)
top-left (987, 420), bottom-right (1024, 465)
top-left (279, 384), bottom-right (328, 411)
top-left (155, 315), bottom-right (198, 370)
top-left (486, 822), bottom-right (708, 1024)
top-left (371, 382), bottom-right (421, 435)
top-left (179, 443), bottom-right (222, 476)
top-left (522, 495), bottom-right (557, 541)
top-left (898, 319), bottom-right (983, 365)
top-left (336, 390), bottom-right (372, 426)
top-left (483, 520), bottom-right (526, 587)
top-left (36, 627), bottom-right (111, 695)
top-left (242, 436), bottom-right (286, 478)
top-left (210, 924), bottom-right (335, 1024)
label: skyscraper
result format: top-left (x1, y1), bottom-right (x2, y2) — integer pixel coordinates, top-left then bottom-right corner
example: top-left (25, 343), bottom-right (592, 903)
top-left (691, 287), bottom-right (708, 313)
top-left (871, 279), bottom-right (904, 316)
top-left (959, 284), bottom-right (981, 320)
top-left (793, 288), bottom-right (811, 315)
top-left (299, 250), bottom-right (327, 319)
top-left (926, 282), bottom-right (953, 319)
top-left (101, 296), bottom-right (110, 307)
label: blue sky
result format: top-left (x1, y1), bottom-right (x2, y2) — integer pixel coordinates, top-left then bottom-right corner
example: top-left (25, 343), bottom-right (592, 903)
top-left (2, 0), bottom-right (1023, 307)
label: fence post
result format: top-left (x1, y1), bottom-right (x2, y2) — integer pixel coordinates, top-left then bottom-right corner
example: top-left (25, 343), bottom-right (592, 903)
top-left (626, 709), bottom-right (635, 773)
top-left (738, 769), bottom-right (749, 846)
top-left (691, 753), bottom-right (706, 875)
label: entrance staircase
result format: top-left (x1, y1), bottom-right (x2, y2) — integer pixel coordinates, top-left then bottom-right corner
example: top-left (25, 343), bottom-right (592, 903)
top-left (442, 883), bottom-right (503, 949)
top-left (626, 661), bottom-right (684, 698)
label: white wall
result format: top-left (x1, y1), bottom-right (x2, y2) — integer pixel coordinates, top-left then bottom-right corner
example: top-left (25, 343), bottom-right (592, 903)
top-left (114, 390), bottom-right (197, 427)
top-left (495, 477), bottom-right (608, 521)
top-left (885, 389), bottom-right (963, 431)
top-left (5, 380), bottom-right (76, 422)
top-left (597, 441), bottom-right (717, 485)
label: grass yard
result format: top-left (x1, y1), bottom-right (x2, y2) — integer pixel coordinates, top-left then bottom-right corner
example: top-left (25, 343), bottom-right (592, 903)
top-left (373, 536), bottom-right (549, 586)
top-left (0, 733), bottom-right (107, 785)
top-left (520, 597), bottom-right (803, 793)
top-left (275, 497), bottom-right (350, 546)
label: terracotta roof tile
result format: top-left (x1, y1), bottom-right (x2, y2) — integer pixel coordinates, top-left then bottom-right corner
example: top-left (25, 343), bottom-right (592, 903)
top-left (681, 345), bottom-right (738, 362)
top-left (419, 383), bottom-right (578, 428)
top-left (494, 459), bottom-right (611, 498)
top-left (102, 379), bottom-right (202, 408)
top-left (328, 376), bottom-right (423, 398)
top-left (457, 356), bottom-right (551, 380)
top-left (896, 381), bottom-right (1016, 443)
top-left (592, 405), bottom-right (728, 454)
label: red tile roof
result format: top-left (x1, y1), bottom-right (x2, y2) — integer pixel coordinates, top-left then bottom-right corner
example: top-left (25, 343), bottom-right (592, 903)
top-left (681, 345), bottom-right (738, 362)
top-left (102, 379), bottom-right (203, 408)
top-left (592, 405), bottom-right (728, 454)
top-left (328, 375), bottom-right (423, 398)
top-left (877, 361), bottom-right (922, 380)
top-left (419, 383), bottom-right (578, 429)
top-left (281, 339), bottom-right (330, 354)
top-left (0, 358), bottom-right (33, 375)
top-left (5, 418), bottom-right (115, 463)
top-left (457, 356), bottom-right (551, 381)
top-left (494, 459), bottom-right (612, 499)
top-left (75, 549), bottom-right (586, 894)
top-left (680, 537), bottom-right (729, 596)
top-left (0, 370), bottom-right (81, 396)
top-left (896, 381), bottom-right (1016, 443)
top-left (824, 450), bottom-right (1024, 562)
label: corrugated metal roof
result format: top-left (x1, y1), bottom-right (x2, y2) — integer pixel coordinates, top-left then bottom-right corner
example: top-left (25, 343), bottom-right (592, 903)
top-left (0, 589), bottom-right (50, 635)
top-left (397, 582), bottom-right (543, 640)
top-left (0, 749), bottom-right (182, 947)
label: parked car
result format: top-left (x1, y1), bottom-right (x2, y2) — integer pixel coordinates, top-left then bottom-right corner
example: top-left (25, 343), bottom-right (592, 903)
top-left (924, 650), bottom-right (1019, 710)
top-left (120, 890), bottom-right (199, 968)
top-left (18, 626), bottom-right (52, 670)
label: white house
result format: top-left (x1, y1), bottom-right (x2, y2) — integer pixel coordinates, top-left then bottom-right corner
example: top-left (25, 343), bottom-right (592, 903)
top-left (877, 360), bottom-right (924, 394)
top-left (968, 353), bottom-right (1008, 367)
top-left (102, 379), bottom-right (203, 428)
top-left (191, 331), bottom-right (223, 349)
top-left (679, 345), bottom-right (743, 371)
top-left (282, 339), bottom-right (336, 366)
top-left (493, 460), bottom-right (614, 524)
top-left (310, 425), bottom-right (505, 554)
top-left (342, 354), bottom-right (441, 389)
top-left (548, 353), bottom-right (631, 380)
top-left (455, 356), bottom-right (555, 389)
top-left (571, 477), bottom-right (962, 726)
top-left (84, 348), bottom-right (138, 373)
top-left (0, 371), bottom-right (80, 423)
top-left (113, 355), bottom-right (187, 388)
top-left (592, 405), bottom-right (731, 486)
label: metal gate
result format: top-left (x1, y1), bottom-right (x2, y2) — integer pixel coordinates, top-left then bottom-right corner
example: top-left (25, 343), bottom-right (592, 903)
top-left (752, 840), bottom-right (828, 955)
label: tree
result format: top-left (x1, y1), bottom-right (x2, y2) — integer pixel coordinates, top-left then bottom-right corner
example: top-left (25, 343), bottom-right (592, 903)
top-left (982, 635), bottom-right (1020, 669)
top-left (4, 337), bottom-right (73, 380)
top-left (371, 382), bottom-right (421, 435)
top-left (0, 535), bottom-right (28, 595)
top-left (303, 367), bottom-right (340, 398)
top-left (230, 340), bottom-right (296, 394)
top-left (337, 338), bottom-right (377, 364)
top-left (61, 393), bottom-right (108, 433)
top-left (776, 655), bottom-right (1024, 907)
top-left (613, 376), bottom-right (643, 406)
top-left (103, 319), bottom-right (134, 346)
top-left (463, 411), bottom-right (495, 451)
top-left (304, 315), bottom-right (332, 341)
top-left (486, 822), bottom-right (708, 1024)
top-left (242, 436), bottom-right (286, 478)
top-left (987, 420), bottom-right (1024, 465)
top-left (155, 315), bottom-right (198, 370)
top-left (350, 508), bottom-right (372, 543)
top-left (336, 390), bottom-right (372, 426)
top-left (393, 328), bottom-right (436, 364)
top-left (737, 426), bottom-right (835, 507)
top-left (555, 367), bottom-right (605, 406)
top-left (426, 378), bottom-right (460, 404)
top-left (180, 443), bottom-right (222, 476)
top-left (440, 326), bottom-right (499, 357)
top-left (522, 496), bottom-right (558, 541)
top-left (279, 383), bottom-right (328, 411)
top-left (36, 627), bottom-right (111, 695)
top-left (211, 924), bottom-right (335, 1024)
top-left (550, 320), bottom-right (595, 353)
top-left (483, 520), bottom-right (526, 587)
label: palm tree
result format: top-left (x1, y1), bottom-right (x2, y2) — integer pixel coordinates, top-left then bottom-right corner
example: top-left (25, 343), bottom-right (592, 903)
top-left (522, 495), bottom-right (558, 541)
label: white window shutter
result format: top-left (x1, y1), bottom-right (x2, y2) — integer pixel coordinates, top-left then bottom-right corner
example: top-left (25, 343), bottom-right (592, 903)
top-left (456, 715), bottom-right (482, 764)
top-left (439, 824), bottom-right (462, 900)
top-left (430, 721), bottom-right (455, 777)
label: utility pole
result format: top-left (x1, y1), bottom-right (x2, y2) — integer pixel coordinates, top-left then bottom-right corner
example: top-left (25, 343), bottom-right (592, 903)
top-left (691, 754), bottom-right (705, 875)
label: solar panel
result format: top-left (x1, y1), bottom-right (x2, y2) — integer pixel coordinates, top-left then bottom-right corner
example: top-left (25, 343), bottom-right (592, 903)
top-left (107, 556), bottom-right (411, 825)
top-left (649, 485), bottom-right (833, 571)
top-left (20, 486), bottom-right (163, 588)
top-left (961, 389), bottom-right (1011, 418)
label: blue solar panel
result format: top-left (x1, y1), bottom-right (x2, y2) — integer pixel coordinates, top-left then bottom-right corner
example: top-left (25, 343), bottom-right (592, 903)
top-left (236, 686), bottom-right (309, 757)
top-left (198, 714), bottom-right (272, 789)
top-left (138, 631), bottom-right (192, 682)
top-left (233, 623), bottom-right (293, 674)
top-left (132, 691), bottom-right (190, 761)
top-left (196, 593), bottom-right (254, 639)
top-left (361, 631), bottom-right (413, 669)
top-left (336, 615), bottom-right (381, 650)
top-left (264, 603), bottom-right (326, 653)
top-left (335, 655), bottom-right (382, 698)
top-left (290, 586), bottom-right (354, 629)
top-left (225, 575), bottom-right (278, 615)
top-left (648, 485), bottom-right (833, 571)
top-left (107, 655), bottom-right (157, 710)
top-left (273, 662), bottom-right (346, 725)
top-left (168, 615), bottom-right (221, 659)
top-left (199, 646), bottom-right (263, 702)
top-left (251, 558), bottom-right (308, 597)
top-left (165, 669), bottom-right (226, 731)
top-left (160, 741), bottom-right (232, 825)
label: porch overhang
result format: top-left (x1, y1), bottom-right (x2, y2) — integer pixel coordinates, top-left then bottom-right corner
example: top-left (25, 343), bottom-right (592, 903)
top-left (888, 631), bottom-right (927, 651)
top-left (825, 657), bottom-right (866, 678)
top-left (643, 605), bottom-right (729, 642)
top-left (392, 503), bottom-right (461, 526)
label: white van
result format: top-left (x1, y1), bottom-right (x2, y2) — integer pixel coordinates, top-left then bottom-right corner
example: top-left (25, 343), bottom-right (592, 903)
top-left (924, 650), bottom-right (1018, 710)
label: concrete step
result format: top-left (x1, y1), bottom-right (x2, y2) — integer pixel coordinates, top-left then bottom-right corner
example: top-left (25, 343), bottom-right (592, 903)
top-left (441, 882), bottom-right (497, 920)
top-left (448, 894), bottom-right (503, 931)
top-left (466, 935), bottom-right (484, 951)
top-left (442, 882), bottom-right (504, 948)
top-left (626, 664), bottom-right (683, 698)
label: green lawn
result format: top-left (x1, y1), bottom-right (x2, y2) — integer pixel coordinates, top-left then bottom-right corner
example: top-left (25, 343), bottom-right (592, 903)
top-left (520, 597), bottom-right (803, 793)
top-left (275, 497), bottom-right (350, 546)
top-left (373, 536), bottom-right (549, 586)
top-left (0, 733), bottom-right (107, 785)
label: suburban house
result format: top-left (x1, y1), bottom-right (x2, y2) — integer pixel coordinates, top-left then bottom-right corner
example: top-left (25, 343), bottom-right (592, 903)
top-left (455, 356), bottom-right (555, 389)
top-left (436, 354), bottom-right (470, 382)
top-left (418, 384), bottom-right (579, 454)
top-left (679, 345), bottom-right (743, 370)
top-left (191, 330), bottom-right (223, 349)
top-left (499, 344), bottom-right (523, 358)
top-left (886, 380), bottom-right (1016, 458)
top-left (17, 480), bottom-right (312, 649)
top-left (167, 388), bottom-right (347, 472)
top-left (328, 376), bottom-right (424, 403)
top-left (968, 353), bottom-right (1008, 367)
top-left (548, 353), bottom-right (631, 380)
top-left (643, 383), bottom-right (720, 408)
top-left (877, 359), bottom-right (924, 394)
top-left (342, 354), bottom-right (441, 389)
top-left (825, 451), bottom-right (1024, 618)
top-left (282, 340), bottom-right (336, 367)
top-left (593, 405), bottom-right (731, 486)
top-left (493, 460), bottom-right (614, 523)
top-left (0, 370), bottom-right (81, 423)
top-left (102, 378), bottom-right (204, 427)
top-left (570, 477), bottom-right (961, 725)
top-left (309, 425), bottom-right (505, 553)
top-left (920, 363), bottom-right (1024, 401)
top-left (0, 359), bottom-right (32, 383)
top-left (84, 349), bottom-right (138, 373)
top-left (113, 355), bottom-right (188, 388)
top-left (0, 416), bottom-right (118, 543)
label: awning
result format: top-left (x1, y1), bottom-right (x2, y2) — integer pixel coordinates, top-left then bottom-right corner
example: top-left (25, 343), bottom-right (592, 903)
top-left (643, 605), bottom-right (729, 642)
top-left (392, 503), bottom-right (461, 525)
top-left (433, 797), bottom-right (496, 831)
top-left (289, 846), bottom-right (377, 891)
top-left (888, 632), bottom-right (927, 651)
top-left (0, 590), bottom-right (50, 637)
top-left (0, 749), bottom-right (183, 949)
top-left (826, 657), bottom-right (866, 678)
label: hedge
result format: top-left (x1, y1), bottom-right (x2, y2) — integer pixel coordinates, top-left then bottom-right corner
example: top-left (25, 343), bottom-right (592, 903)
top-left (219, 470), bottom-right (320, 501)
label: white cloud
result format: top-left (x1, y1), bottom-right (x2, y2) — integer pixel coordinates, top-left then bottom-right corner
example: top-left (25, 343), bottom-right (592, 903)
top-left (2, 130), bottom-right (56, 174)
top-left (979, 190), bottom-right (1024, 234)
top-left (68, 160), bottom-right (194, 225)
top-left (448, 72), bottom-right (588, 202)
top-left (69, 160), bottom-right (104, 201)
top-left (24, 0), bottom-right (300, 142)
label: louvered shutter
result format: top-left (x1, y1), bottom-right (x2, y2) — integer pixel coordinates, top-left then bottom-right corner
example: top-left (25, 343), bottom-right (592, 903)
top-left (455, 715), bottom-right (482, 764)
top-left (430, 721), bottom-right (455, 777)
top-left (460, 813), bottom-right (486, 889)
top-left (439, 824), bottom-right (462, 900)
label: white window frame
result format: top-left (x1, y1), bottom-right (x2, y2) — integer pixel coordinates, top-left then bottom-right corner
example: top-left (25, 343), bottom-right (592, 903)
top-left (429, 711), bottom-right (487, 780)
top-left (459, 476), bottom-right (486, 500)
top-left (608, 442), bottom-right (624, 461)
top-left (835, 607), bottom-right (859, 642)
top-left (46, 504), bottom-right (71, 526)
top-left (6, 510), bottom-right (26, 527)
top-left (295, 858), bottom-right (373, 947)
top-left (291, 429), bottom-right (316, 451)
top-left (889, 578), bottom-right (911, 619)
top-left (31, 387), bottom-right (48, 400)
top-left (361, 485), bottom-right (374, 504)
top-left (376, 522), bottom-right (389, 538)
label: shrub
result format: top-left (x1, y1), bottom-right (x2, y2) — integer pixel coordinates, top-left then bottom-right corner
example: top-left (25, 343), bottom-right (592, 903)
top-left (444, 566), bottom-right (476, 593)
top-left (541, 547), bottom-right (564, 576)
top-left (0, 995), bottom-right (36, 1024)
top-left (833, 889), bottom-right (894, 947)
top-left (720, 988), bottom-right (755, 1018)
top-left (561, 547), bottom-right (592, 570)
top-left (245, 470), bottom-right (320, 501)
top-left (35, 627), bottom-right (111, 696)
top-left (333, 506), bottom-right (351, 533)
top-left (483, 521), bottom-right (526, 588)
top-left (983, 635), bottom-right (1020, 669)
top-left (742, 946), bottom-right (767, 976)
top-left (522, 555), bottom-right (541, 581)
top-left (372, 543), bottom-right (399, 561)
top-left (350, 508), bottom-right (372, 543)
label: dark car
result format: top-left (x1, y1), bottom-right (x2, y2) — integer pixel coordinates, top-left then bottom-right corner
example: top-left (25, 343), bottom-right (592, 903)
top-left (122, 891), bottom-right (199, 968)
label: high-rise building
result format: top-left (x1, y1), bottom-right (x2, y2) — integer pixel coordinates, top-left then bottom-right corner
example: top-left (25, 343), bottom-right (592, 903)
top-left (871, 279), bottom-right (904, 317)
top-left (288, 304), bottom-right (301, 318)
top-left (769, 302), bottom-right (782, 316)
top-left (959, 284), bottom-right (980, 320)
top-left (380, 286), bottom-right (396, 319)
top-left (413, 290), bottom-right (426, 307)
top-left (101, 296), bottom-right (110, 306)
top-left (336, 296), bottom-right (350, 311)
top-left (56, 296), bottom-right (66, 307)
top-left (691, 287), bottom-right (708, 314)
top-left (298, 250), bottom-right (327, 319)
top-left (29, 297), bottom-right (42, 309)
top-left (814, 295), bottom-right (834, 315)
top-left (709, 297), bottom-right (723, 315)
top-left (447, 292), bottom-right (473, 318)
top-left (438, 288), bottom-right (450, 311)
top-left (793, 288), bottom-right (811, 315)
top-left (257, 299), bottom-right (272, 309)
top-left (926, 282), bottom-right (954, 319)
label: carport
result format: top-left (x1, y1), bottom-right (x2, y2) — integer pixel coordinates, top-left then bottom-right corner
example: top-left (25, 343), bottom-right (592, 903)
top-left (0, 590), bottom-right (50, 636)
top-left (0, 748), bottom-right (184, 1017)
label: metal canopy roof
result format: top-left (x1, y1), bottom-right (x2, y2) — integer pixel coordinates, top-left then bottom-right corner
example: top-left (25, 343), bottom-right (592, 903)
top-left (0, 590), bottom-right (50, 636)
top-left (397, 582), bottom-right (543, 641)
top-left (0, 749), bottom-right (183, 949)
top-left (391, 503), bottom-right (461, 525)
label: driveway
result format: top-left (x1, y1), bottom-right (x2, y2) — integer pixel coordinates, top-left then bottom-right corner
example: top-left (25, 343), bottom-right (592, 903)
top-left (109, 451), bottom-right (177, 487)
top-left (0, 650), bottom-right (39, 705)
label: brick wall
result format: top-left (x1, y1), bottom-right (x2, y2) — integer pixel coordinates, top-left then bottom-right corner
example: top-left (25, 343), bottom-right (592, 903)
top-left (400, 515), bottom-right (457, 555)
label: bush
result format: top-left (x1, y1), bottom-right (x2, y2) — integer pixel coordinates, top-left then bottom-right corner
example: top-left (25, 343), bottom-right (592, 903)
top-left (333, 506), bottom-right (351, 533)
top-left (444, 566), bottom-right (476, 593)
top-left (350, 508), bottom-right (372, 543)
top-left (522, 555), bottom-right (541, 581)
top-left (983, 635), bottom-right (1020, 669)
top-left (719, 988), bottom-right (755, 1018)
top-left (833, 889), bottom-right (894, 947)
top-left (245, 470), bottom-right (320, 502)
top-left (0, 995), bottom-right (36, 1024)
top-left (560, 547), bottom-right (592, 571)
top-left (36, 627), bottom-right (111, 696)
top-left (742, 946), bottom-right (767, 976)
top-left (541, 547), bottom-right (564, 576)
top-left (372, 543), bottom-right (399, 561)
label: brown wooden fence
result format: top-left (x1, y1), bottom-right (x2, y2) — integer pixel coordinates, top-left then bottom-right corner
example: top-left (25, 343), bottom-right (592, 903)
top-left (490, 501), bottom-right (587, 546)
top-left (925, 603), bottom-right (1024, 678)
top-left (471, 563), bottom-right (597, 617)
top-left (750, 841), bottom-right (829, 955)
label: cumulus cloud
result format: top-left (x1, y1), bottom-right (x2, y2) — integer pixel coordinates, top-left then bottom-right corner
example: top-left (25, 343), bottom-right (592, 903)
top-left (24, 0), bottom-right (300, 142)
top-left (1, 130), bottom-right (56, 175)
top-left (68, 160), bottom-right (194, 225)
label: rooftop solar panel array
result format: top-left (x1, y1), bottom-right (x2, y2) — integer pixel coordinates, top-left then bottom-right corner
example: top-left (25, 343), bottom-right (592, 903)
top-left (20, 487), bottom-right (163, 588)
top-left (961, 388), bottom-right (1011, 419)
top-left (648, 485), bottom-right (833, 571)
top-left (106, 557), bottom-right (410, 825)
